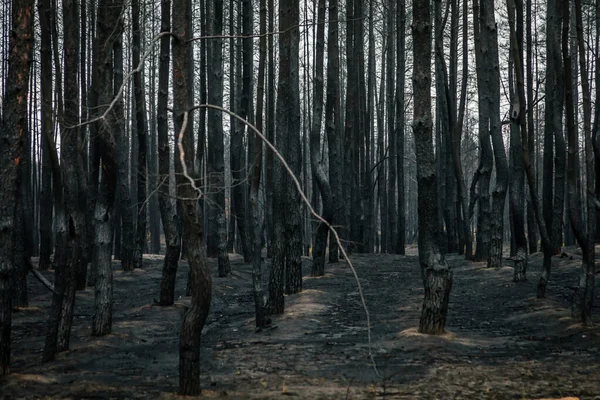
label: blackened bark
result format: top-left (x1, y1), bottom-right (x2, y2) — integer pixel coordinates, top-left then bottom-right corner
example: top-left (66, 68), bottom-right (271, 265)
top-left (506, 0), bottom-right (553, 300)
top-left (55, 0), bottom-right (84, 352)
top-left (396, 0), bottom-right (406, 255)
top-left (480, 0), bottom-right (508, 269)
top-left (265, 0), bottom-right (275, 258)
top-left (472, 0), bottom-right (489, 262)
top-left (207, 0), bottom-right (230, 276)
top-left (229, 0), bottom-right (251, 263)
top-left (249, 0), bottom-right (267, 327)
top-left (525, 0), bottom-right (537, 254)
top-left (269, 0), bottom-right (302, 310)
top-left (545, 0), bottom-right (565, 257)
top-left (116, 31), bottom-right (135, 272)
top-left (413, 0), bottom-right (453, 335)
top-left (157, 0), bottom-right (181, 306)
top-left (91, 0), bottom-right (123, 336)
top-left (132, 0), bottom-right (148, 270)
top-left (38, 0), bottom-right (53, 271)
top-left (507, 0), bottom-right (528, 281)
top-left (326, 0), bottom-right (341, 262)
top-left (36, 0), bottom-right (53, 273)
top-left (386, 0), bottom-right (397, 253)
top-left (310, 0), bottom-right (331, 277)
top-left (571, 0), bottom-right (595, 325)
top-left (173, 0), bottom-right (212, 394)
top-left (0, 0), bottom-right (34, 374)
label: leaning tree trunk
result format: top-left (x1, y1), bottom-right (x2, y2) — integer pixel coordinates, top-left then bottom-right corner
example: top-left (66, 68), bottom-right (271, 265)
top-left (506, 0), bottom-right (554, 300)
top-left (412, 0), bottom-right (453, 335)
top-left (157, 0), bottom-right (181, 306)
top-left (0, 0), bottom-right (34, 374)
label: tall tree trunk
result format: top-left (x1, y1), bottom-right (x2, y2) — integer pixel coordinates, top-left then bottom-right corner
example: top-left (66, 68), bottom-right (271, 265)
top-left (0, 0), bottom-right (34, 374)
top-left (117, 26), bottom-right (135, 272)
top-left (481, 0), bottom-right (508, 269)
top-left (326, 0), bottom-right (341, 262)
top-left (545, 0), bottom-right (565, 257)
top-left (207, 0), bottom-right (230, 276)
top-left (506, 0), bottom-right (553, 300)
top-left (386, 0), bottom-right (397, 254)
top-left (157, 0), bottom-right (181, 306)
top-left (282, 0), bottom-right (303, 295)
top-left (508, 0), bottom-right (528, 281)
top-left (395, 0), bottom-right (406, 255)
top-left (38, 0), bottom-right (53, 268)
top-left (472, 0), bottom-right (493, 263)
top-left (435, 0), bottom-right (458, 254)
top-left (249, 0), bottom-right (268, 327)
top-left (91, 0), bottom-right (123, 336)
top-left (412, 0), bottom-right (453, 335)
top-left (269, 0), bottom-right (302, 311)
top-left (265, 0), bottom-right (275, 258)
top-left (310, 0), bottom-right (331, 277)
top-left (572, 0), bottom-right (595, 325)
top-left (525, 0), bottom-right (538, 253)
top-left (229, 0), bottom-right (252, 263)
top-left (172, 0), bottom-right (212, 394)
top-left (132, 0), bottom-right (148, 269)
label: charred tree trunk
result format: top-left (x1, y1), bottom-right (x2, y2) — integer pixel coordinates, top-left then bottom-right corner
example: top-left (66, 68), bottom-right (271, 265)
top-left (172, 0), bottom-right (212, 394)
top-left (310, 0), bottom-right (331, 277)
top-left (571, 0), bottom-right (595, 325)
top-left (326, 0), bottom-right (341, 262)
top-left (157, 0), bottom-right (181, 306)
top-left (0, 0), bottom-right (34, 374)
top-left (38, 0), bottom-right (54, 271)
top-left (525, 0), bottom-right (538, 254)
top-left (483, 0), bottom-right (508, 269)
top-left (413, 0), bottom-right (453, 335)
top-left (507, 0), bottom-right (528, 281)
top-left (506, 0), bottom-right (553, 300)
top-left (282, 0), bottom-right (303, 295)
top-left (265, 0), bottom-right (275, 258)
top-left (229, 0), bottom-right (251, 263)
top-left (132, 0), bottom-right (148, 270)
top-left (395, 0), bottom-right (406, 255)
top-left (269, 0), bottom-right (302, 311)
top-left (386, 0), bottom-right (397, 254)
top-left (249, 0), bottom-right (268, 327)
top-left (91, 0), bottom-right (123, 336)
top-left (207, 0), bottom-right (231, 276)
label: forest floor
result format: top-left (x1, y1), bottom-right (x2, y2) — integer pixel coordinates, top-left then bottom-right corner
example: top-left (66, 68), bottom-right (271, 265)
top-left (2, 246), bottom-right (600, 399)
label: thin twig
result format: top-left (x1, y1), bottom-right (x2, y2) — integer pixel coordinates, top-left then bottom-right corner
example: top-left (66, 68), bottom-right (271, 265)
top-left (187, 103), bottom-right (381, 378)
